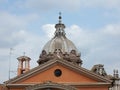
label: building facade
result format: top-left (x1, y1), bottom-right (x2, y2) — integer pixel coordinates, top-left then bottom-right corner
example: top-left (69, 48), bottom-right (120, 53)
top-left (0, 14), bottom-right (120, 90)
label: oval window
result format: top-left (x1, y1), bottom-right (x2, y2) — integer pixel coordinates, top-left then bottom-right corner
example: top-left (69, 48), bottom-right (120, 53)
top-left (54, 69), bottom-right (62, 77)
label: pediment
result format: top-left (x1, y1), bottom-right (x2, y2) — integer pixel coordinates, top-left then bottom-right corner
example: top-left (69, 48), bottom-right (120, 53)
top-left (5, 59), bottom-right (111, 85)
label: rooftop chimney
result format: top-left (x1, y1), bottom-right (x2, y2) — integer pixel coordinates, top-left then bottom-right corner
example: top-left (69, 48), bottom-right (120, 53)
top-left (17, 56), bottom-right (31, 76)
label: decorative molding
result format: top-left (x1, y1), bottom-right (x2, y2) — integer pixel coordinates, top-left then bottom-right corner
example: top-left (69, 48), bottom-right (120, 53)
top-left (26, 81), bottom-right (78, 90)
top-left (37, 49), bottom-right (82, 66)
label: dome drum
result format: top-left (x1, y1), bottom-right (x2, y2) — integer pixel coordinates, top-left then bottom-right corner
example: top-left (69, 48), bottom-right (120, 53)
top-left (37, 49), bottom-right (82, 66)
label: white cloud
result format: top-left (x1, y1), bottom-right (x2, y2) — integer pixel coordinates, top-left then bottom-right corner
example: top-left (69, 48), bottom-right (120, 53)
top-left (3, 0), bottom-right (120, 11)
top-left (17, 0), bottom-right (80, 12)
top-left (0, 11), bottom-right (41, 82)
top-left (0, 11), bottom-right (39, 48)
top-left (16, 0), bottom-right (120, 12)
top-left (0, 0), bottom-right (7, 3)
top-left (102, 24), bottom-right (120, 36)
top-left (42, 24), bottom-right (55, 38)
top-left (0, 29), bottom-right (46, 82)
top-left (80, 0), bottom-right (120, 9)
top-left (0, 12), bottom-right (29, 29)
top-left (0, 11), bottom-right (39, 29)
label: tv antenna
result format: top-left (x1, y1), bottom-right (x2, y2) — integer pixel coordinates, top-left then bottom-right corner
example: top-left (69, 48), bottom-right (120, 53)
top-left (8, 48), bottom-right (14, 80)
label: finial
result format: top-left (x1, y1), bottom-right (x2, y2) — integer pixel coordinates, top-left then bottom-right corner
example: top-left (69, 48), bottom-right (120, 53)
top-left (55, 12), bottom-right (66, 37)
top-left (59, 12), bottom-right (62, 23)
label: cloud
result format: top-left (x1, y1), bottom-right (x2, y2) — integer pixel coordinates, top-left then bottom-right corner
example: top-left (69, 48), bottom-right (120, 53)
top-left (80, 0), bottom-right (120, 9)
top-left (14, 0), bottom-right (120, 12)
top-left (0, 0), bottom-right (7, 4)
top-left (0, 11), bottom-right (41, 82)
top-left (2, 0), bottom-right (120, 16)
top-left (0, 11), bottom-right (39, 48)
top-left (0, 29), bottom-right (46, 83)
top-left (0, 11), bottom-right (39, 28)
top-left (42, 24), bottom-right (55, 38)
top-left (102, 24), bottom-right (120, 36)
top-left (16, 0), bottom-right (80, 12)
top-left (66, 25), bottom-right (96, 47)
top-left (0, 12), bottom-right (25, 30)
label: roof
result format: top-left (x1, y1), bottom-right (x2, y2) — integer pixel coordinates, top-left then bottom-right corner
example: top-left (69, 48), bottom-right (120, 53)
top-left (5, 58), bottom-right (112, 84)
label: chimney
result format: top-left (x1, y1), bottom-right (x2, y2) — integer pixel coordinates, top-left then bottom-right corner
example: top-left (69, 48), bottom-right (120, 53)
top-left (114, 69), bottom-right (119, 79)
top-left (17, 56), bottom-right (31, 76)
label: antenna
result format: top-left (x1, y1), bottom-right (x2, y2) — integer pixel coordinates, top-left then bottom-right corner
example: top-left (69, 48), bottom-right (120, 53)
top-left (23, 52), bottom-right (26, 56)
top-left (8, 48), bottom-right (14, 80)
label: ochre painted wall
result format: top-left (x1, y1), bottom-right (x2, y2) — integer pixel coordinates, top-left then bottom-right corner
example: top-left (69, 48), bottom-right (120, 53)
top-left (7, 64), bottom-right (109, 90)
top-left (17, 64), bottom-right (98, 84)
top-left (0, 85), bottom-right (2, 89)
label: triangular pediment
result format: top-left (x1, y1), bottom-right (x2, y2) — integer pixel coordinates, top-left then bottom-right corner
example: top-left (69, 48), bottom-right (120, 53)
top-left (5, 59), bottom-right (111, 85)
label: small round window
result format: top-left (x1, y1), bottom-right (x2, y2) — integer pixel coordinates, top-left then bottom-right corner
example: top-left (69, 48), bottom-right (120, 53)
top-left (54, 69), bottom-right (62, 77)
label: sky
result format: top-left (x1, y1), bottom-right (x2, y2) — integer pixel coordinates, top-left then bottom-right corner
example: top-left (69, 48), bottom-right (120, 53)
top-left (0, 0), bottom-right (120, 83)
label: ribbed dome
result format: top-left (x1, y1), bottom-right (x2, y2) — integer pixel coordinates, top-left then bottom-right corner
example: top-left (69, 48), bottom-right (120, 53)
top-left (37, 13), bottom-right (82, 66)
top-left (43, 14), bottom-right (78, 54)
top-left (43, 33), bottom-right (78, 54)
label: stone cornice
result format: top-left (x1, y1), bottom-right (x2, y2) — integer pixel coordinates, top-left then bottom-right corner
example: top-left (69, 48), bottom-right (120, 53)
top-left (6, 82), bottom-right (111, 88)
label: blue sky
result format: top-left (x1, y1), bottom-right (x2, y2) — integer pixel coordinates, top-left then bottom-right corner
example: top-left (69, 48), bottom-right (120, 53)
top-left (0, 0), bottom-right (120, 83)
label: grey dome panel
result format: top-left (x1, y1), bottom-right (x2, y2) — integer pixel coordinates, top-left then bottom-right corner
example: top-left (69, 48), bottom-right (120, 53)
top-left (43, 36), bottom-right (78, 54)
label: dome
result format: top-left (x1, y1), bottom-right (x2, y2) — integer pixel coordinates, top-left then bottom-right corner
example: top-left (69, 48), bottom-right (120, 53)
top-left (43, 32), bottom-right (78, 54)
top-left (37, 13), bottom-right (82, 65)
top-left (43, 14), bottom-right (78, 54)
